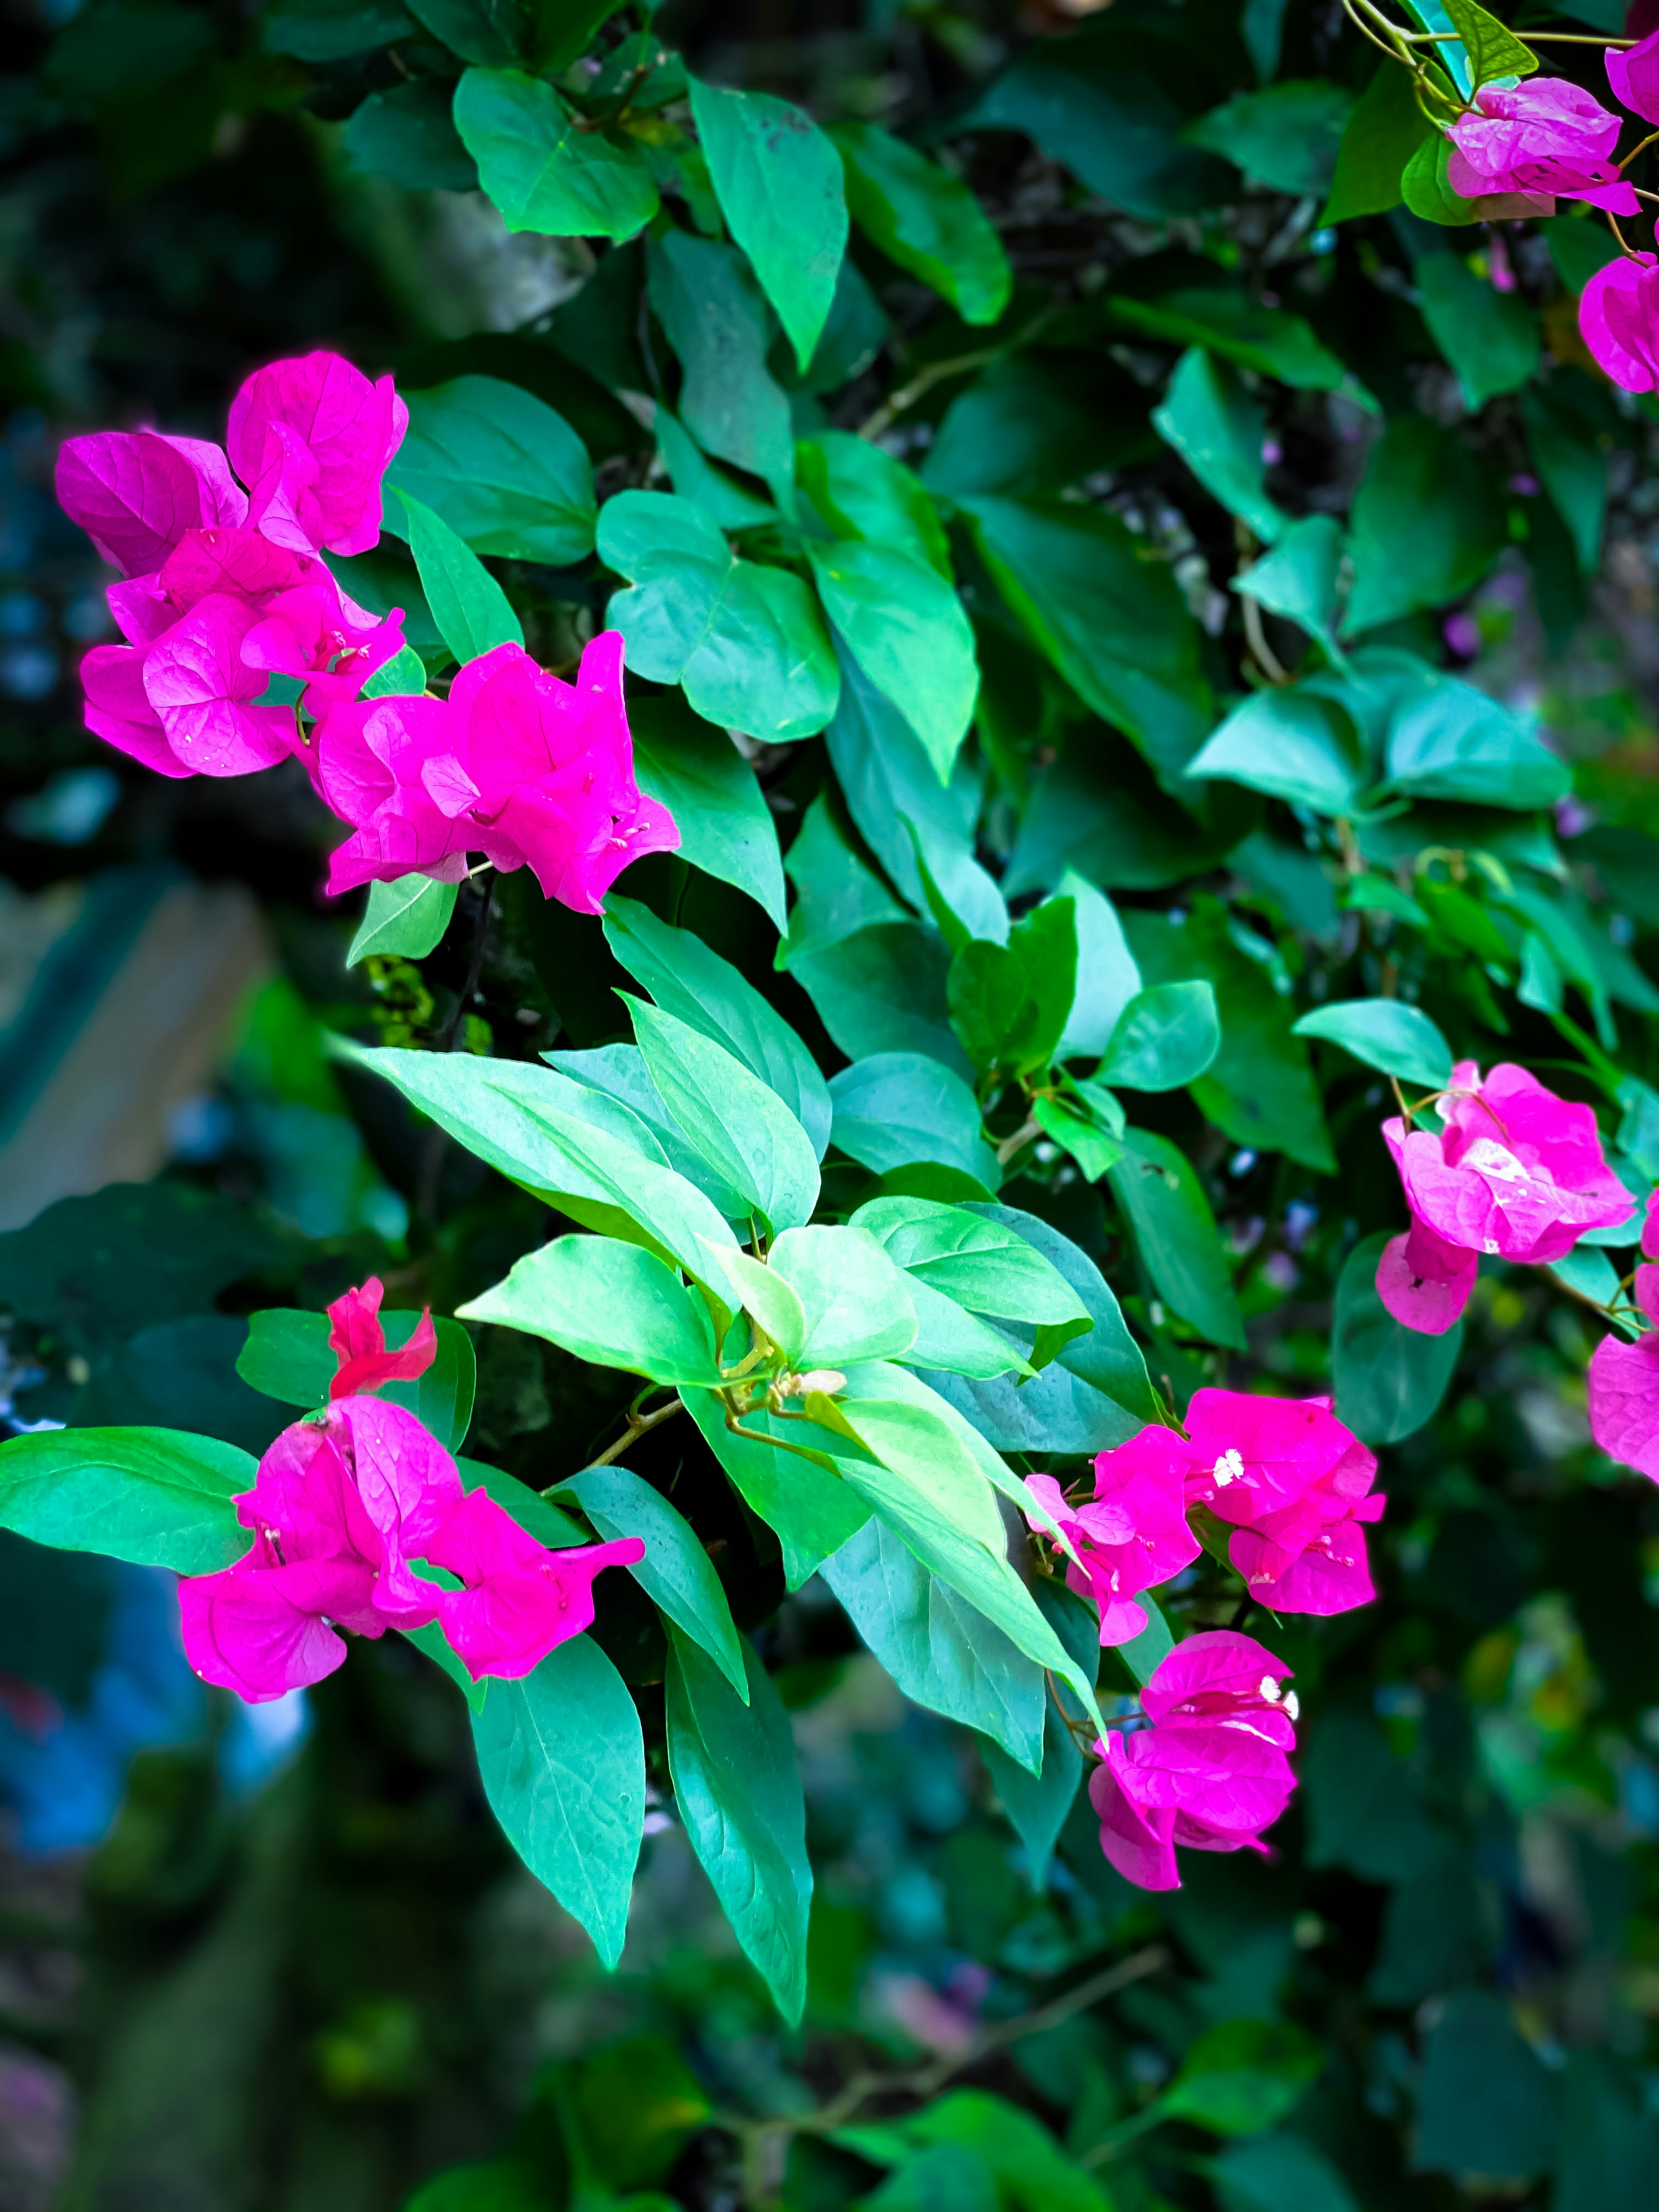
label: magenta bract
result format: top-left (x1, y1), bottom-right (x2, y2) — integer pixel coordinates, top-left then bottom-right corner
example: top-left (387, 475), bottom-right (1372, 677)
top-left (1588, 1264), bottom-right (1659, 1481)
top-left (1089, 1630), bottom-right (1298, 1892)
top-left (1025, 1430), bottom-right (1200, 1646)
top-left (318, 632), bottom-right (680, 911)
top-left (1580, 254), bottom-right (1659, 394)
top-left (226, 352), bottom-right (408, 559)
top-left (1448, 79), bottom-right (1637, 213)
top-left (326, 1277), bottom-right (439, 1401)
top-left (1376, 1060), bottom-right (1632, 1333)
top-left (1608, 27), bottom-right (1659, 126)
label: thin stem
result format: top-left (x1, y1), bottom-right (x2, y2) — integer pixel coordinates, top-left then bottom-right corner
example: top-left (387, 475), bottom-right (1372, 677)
top-left (1240, 590), bottom-right (1290, 684)
top-left (444, 874), bottom-right (496, 1051)
top-left (996, 1113), bottom-right (1042, 1167)
top-left (723, 1413), bottom-right (833, 1467)
top-left (1617, 127), bottom-right (1659, 172)
top-left (1408, 24), bottom-right (1634, 37)
top-left (582, 1395), bottom-right (685, 1473)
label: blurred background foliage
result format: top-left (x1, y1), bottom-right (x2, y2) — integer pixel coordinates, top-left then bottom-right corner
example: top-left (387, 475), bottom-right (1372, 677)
top-left (6, 0), bottom-right (1659, 2207)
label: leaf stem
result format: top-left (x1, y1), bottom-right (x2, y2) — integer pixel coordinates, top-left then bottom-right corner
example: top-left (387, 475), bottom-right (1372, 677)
top-left (583, 1395), bottom-right (685, 1472)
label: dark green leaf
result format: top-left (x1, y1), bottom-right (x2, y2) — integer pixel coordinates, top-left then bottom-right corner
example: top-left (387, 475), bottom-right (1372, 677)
top-left (385, 375), bottom-right (594, 563)
top-left (1183, 80), bottom-right (1355, 196)
top-left (665, 1629), bottom-right (813, 2022)
top-left (260, 0), bottom-right (411, 62)
top-left (1343, 417), bottom-right (1505, 638)
top-left (1523, 380), bottom-right (1608, 578)
top-left (1109, 1129), bottom-right (1246, 1351)
top-left (395, 489), bottom-right (523, 662)
top-left (1160, 2019), bottom-right (1324, 2137)
top-left (1413, 1992), bottom-right (1558, 2180)
top-left (791, 923), bottom-right (970, 1076)
top-left (235, 1307), bottom-right (477, 1452)
top-left (1100, 980), bottom-right (1221, 1092)
top-left (1109, 289), bottom-right (1363, 397)
top-left (947, 900), bottom-right (1077, 1077)
top-left (1153, 346), bottom-right (1285, 545)
top-left (471, 1634), bottom-right (644, 1969)
top-left (828, 117), bottom-right (1011, 325)
top-left (1211, 2133), bottom-right (1360, 2212)
top-left (647, 229), bottom-right (795, 492)
top-left (1415, 248), bottom-right (1539, 411)
top-left (1331, 1230), bottom-right (1462, 1444)
top-left (626, 699), bottom-right (786, 931)
top-left (565, 1464), bottom-right (747, 1699)
top-left (1293, 999), bottom-right (1452, 1088)
top-left (826, 1051), bottom-right (999, 1187)
top-left (453, 68), bottom-right (658, 240)
top-left (343, 81), bottom-right (479, 193)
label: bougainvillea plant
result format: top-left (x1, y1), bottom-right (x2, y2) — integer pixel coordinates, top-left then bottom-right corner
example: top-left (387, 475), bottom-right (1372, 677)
top-left (16, 0), bottom-right (1659, 2195)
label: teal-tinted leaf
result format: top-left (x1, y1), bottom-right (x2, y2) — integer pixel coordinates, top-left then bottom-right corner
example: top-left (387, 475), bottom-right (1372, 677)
top-left (471, 1634), bottom-right (644, 1969)
top-left (403, 0), bottom-right (527, 64)
top-left (1005, 739), bottom-right (1256, 898)
top-left (947, 899), bottom-right (1077, 1077)
top-left (1054, 872), bottom-right (1142, 1060)
top-left (656, 404), bottom-right (776, 532)
top-left (384, 375), bottom-right (594, 564)
top-left (546, 1044), bottom-right (750, 1220)
top-left (982, 1700), bottom-right (1083, 1891)
top-left (332, 1040), bottom-right (740, 1282)
top-left (1183, 80), bottom-right (1355, 195)
top-left (689, 79), bottom-right (847, 372)
top-left (566, 1464), bottom-right (747, 1698)
top-left (1344, 417), bottom-right (1504, 636)
top-left (1383, 671), bottom-right (1569, 808)
top-left (626, 995), bottom-right (820, 1233)
top-left (957, 28), bottom-right (1232, 219)
top-left (1110, 289), bottom-right (1361, 397)
top-left (1544, 212), bottom-right (1622, 295)
top-left (343, 81), bottom-right (479, 192)
top-left (922, 353), bottom-right (1152, 502)
top-left (347, 872), bottom-right (458, 966)
top-left (599, 490), bottom-right (838, 742)
top-left (463, 1458), bottom-right (586, 1549)
top-left (647, 229), bottom-right (795, 492)
top-left (958, 495), bottom-right (1211, 790)
top-left (821, 1516), bottom-right (1046, 1771)
top-left (850, 2091), bottom-right (1110, 2212)
top-left (458, 1234), bottom-right (722, 1385)
top-left (1233, 515), bottom-right (1346, 660)
top-left (828, 116), bottom-right (1011, 325)
top-left (665, 1629), bottom-right (812, 2022)
top-left (800, 429), bottom-right (951, 580)
top-left (1522, 381), bottom-right (1608, 579)
top-left (0, 1427), bottom-right (251, 1575)
top-left (1032, 1093), bottom-right (1125, 1184)
top-left (1331, 1230), bottom-right (1462, 1444)
top-left (626, 697), bottom-right (786, 931)
top-left (822, 642), bottom-right (1004, 933)
top-left (1154, 346), bottom-right (1284, 545)
top-left (1415, 248), bottom-right (1539, 411)
top-left (1109, 1130), bottom-right (1246, 1350)
top-left (1100, 980), bottom-right (1220, 1092)
top-left (604, 896), bottom-right (829, 1152)
top-left (769, 1223), bottom-right (918, 1366)
top-left (236, 1308), bottom-right (477, 1452)
top-left (680, 1386), bottom-right (870, 1589)
top-left (826, 1052), bottom-right (999, 1187)
top-left (903, 1278), bottom-right (1031, 1379)
top-left (1413, 1992), bottom-right (1559, 2180)
top-left (1293, 999), bottom-right (1453, 1088)
top-left (360, 641), bottom-right (427, 699)
top-left (1321, 58), bottom-right (1436, 224)
top-left (259, 0), bottom-right (410, 62)
top-left (791, 924), bottom-right (970, 1077)
top-left (781, 791), bottom-right (908, 958)
top-left (454, 68), bottom-right (659, 240)
top-left (809, 544), bottom-right (978, 783)
top-left (852, 1197), bottom-right (1087, 1332)
top-left (1185, 688), bottom-right (1365, 816)
top-left (1160, 2019), bottom-right (1324, 2137)
top-left (1212, 2134), bottom-right (1360, 2212)
top-left (394, 489), bottom-right (523, 662)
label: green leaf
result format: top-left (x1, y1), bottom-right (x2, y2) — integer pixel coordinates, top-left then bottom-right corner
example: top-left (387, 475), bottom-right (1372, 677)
top-left (1051, 872), bottom-right (1142, 1059)
top-left (1183, 79), bottom-right (1354, 196)
top-left (1117, 1592), bottom-right (1176, 1687)
top-left (1185, 688), bottom-right (1366, 816)
top-left (782, 791), bottom-right (908, 958)
top-left (903, 1278), bottom-right (1032, 1379)
top-left (1109, 1129), bottom-right (1246, 1351)
top-left (664, 1629), bottom-right (813, 2022)
top-left (384, 375), bottom-right (595, 564)
top-left (680, 1387), bottom-right (870, 1589)
top-left (826, 1051), bottom-right (1000, 1188)
top-left (855, 2091), bottom-right (1113, 2212)
top-left (1160, 2019), bottom-right (1325, 2137)
top-left (0, 1427), bottom-right (252, 1575)
top-left (1233, 515), bottom-right (1346, 661)
top-left (769, 1223), bottom-right (918, 1366)
top-left (623, 700), bottom-right (785, 932)
top-left (656, 404), bottom-right (777, 532)
top-left (820, 1516), bottom-right (1046, 1771)
top-left (1032, 1093), bottom-right (1125, 1184)
top-left (343, 80), bottom-right (480, 193)
top-left (347, 873), bottom-right (458, 966)
top-left (1442, 0), bottom-right (1537, 85)
top-left (822, 642), bottom-right (1005, 936)
top-left (566, 1464), bottom-right (747, 1700)
top-left (360, 641), bottom-right (427, 699)
top-left (599, 490), bottom-right (838, 742)
top-left (453, 68), bottom-right (659, 241)
top-left (947, 900), bottom-right (1077, 1077)
top-left (688, 79), bottom-right (847, 373)
top-left (1109, 289), bottom-right (1363, 397)
top-left (1293, 998), bottom-right (1453, 1088)
top-left (458, 1235), bottom-right (722, 1386)
top-left (809, 546), bottom-right (979, 784)
top-left (463, 1458), bottom-right (587, 1549)
top-left (626, 995), bottom-right (821, 1234)
top-left (830, 1383), bottom-right (1010, 1556)
top-left (982, 1697), bottom-right (1084, 1891)
top-left (852, 1197), bottom-right (1089, 1334)
top-left (260, 0), bottom-right (412, 62)
top-left (1415, 249), bottom-right (1540, 412)
top-left (1382, 668), bottom-right (1569, 808)
top-left (394, 489), bottom-right (523, 663)
top-left (1100, 981), bottom-right (1221, 1092)
top-left (647, 229), bottom-right (795, 493)
top-left (1211, 2134), bottom-right (1360, 2212)
top-left (471, 1634), bottom-right (645, 1970)
top-left (1321, 59), bottom-right (1435, 224)
top-left (1344, 417), bottom-right (1504, 636)
top-left (1331, 1230), bottom-right (1462, 1445)
top-left (702, 1241), bottom-right (811, 1363)
top-left (1414, 1992), bottom-right (1559, 2180)
top-left (1153, 346), bottom-right (1285, 546)
top-left (798, 430), bottom-right (950, 578)
top-left (1122, 904), bottom-right (1335, 1173)
top-left (1523, 381), bottom-right (1608, 580)
top-left (827, 116), bottom-right (1011, 325)
top-left (332, 1040), bottom-right (741, 1283)
top-left (236, 1308), bottom-right (477, 1452)
top-left (958, 495), bottom-right (1211, 791)
top-left (791, 925), bottom-right (970, 1078)
top-left (1543, 213), bottom-right (1622, 295)
top-left (546, 1044), bottom-right (752, 1220)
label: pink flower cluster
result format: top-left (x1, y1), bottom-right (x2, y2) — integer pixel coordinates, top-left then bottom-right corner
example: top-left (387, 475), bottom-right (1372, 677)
top-left (1588, 1189), bottom-right (1659, 1478)
top-left (57, 353), bottom-right (677, 915)
top-left (1377, 1061), bottom-right (1632, 1335)
top-left (1025, 1387), bottom-right (1384, 1644)
top-left (1090, 1630), bottom-right (1297, 1892)
top-left (181, 1279), bottom-right (641, 1701)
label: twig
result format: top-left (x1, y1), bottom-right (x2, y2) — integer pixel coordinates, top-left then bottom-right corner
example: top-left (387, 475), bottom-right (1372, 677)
top-left (1239, 591), bottom-right (1289, 685)
top-left (996, 1114), bottom-right (1042, 1168)
top-left (582, 1395), bottom-right (685, 1472)
top-left (444, 874), bottom-right (496, 1051)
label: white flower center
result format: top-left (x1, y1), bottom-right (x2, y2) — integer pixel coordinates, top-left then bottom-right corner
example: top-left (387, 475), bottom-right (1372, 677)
top-left (1214, 1448), bottom-right (1244, 1487)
